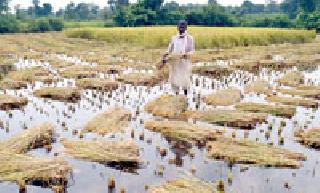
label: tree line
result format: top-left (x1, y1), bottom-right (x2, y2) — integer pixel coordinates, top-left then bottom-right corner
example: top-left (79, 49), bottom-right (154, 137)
top-left (0, 0), bottom-right (319, 33)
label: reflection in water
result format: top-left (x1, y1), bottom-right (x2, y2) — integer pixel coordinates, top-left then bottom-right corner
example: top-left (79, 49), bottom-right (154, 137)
top-left (0, 58), bottom-right (320, 193)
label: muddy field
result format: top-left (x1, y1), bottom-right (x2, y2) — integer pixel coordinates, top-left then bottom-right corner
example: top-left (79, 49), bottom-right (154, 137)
top-left (0, 33), bottom-right (320, 193)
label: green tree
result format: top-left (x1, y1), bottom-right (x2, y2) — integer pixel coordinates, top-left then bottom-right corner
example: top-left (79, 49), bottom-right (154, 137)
top-left (41, 3), bottom-right (53, 16)
top-left (143, 0), bottom-right (164, 11)
top-left (64, 2), bottom-right (77, 20)
top-left (117, 0), bottom-right (129, 7)
top-left (265, 0), bottom-right (280, 13)
top-left (0, 0), bottom-right (10, 14)
top-left (297, 11), bottom-right (320, 29)
top-left (186, 10), bottom-right (206, 25)
top-left (114, 6), bottom-right (133, 26)
top-left (203, 4), bottom-right (236, 26)
top-left (300, 0), bottom-right (316, 12)
top-left (49, 18), bottom-right (64, 31)
top-left (108, 0), bottom-right (117, 11)
top-left (240, 0), bottom-right (265, 15)
top-left (108, 0), bottom-right (129, 12)
top-left (156, 2), bottom-right (183, 25)
top-left (208, 0), bottom-right (217, 5)
top-left (0, 15), bottom-right (20, 33)
top-left (77, 3), bottom-right (90, 20)
top-left (29, 17), bottom-right (51, 32)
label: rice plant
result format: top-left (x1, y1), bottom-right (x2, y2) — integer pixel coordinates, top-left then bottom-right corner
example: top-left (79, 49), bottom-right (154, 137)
top-left (65, 27), bottom-right (316, 49)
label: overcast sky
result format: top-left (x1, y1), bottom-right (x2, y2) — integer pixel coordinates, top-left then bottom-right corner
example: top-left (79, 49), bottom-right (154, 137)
top-left (11, 0), bottom-right (281, 10)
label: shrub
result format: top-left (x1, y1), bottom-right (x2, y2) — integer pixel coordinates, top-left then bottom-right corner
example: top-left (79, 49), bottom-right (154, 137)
top-left (0, 15), bottom-right (20, 33)
top-left (296, 11), bottom-right (320, 30)
top-left (48, 18), bottom-right (64, 31)
top-left (28, 17), bottom-right (64, 32)
top-left (28, 18), bottom-right (51, 32)
top-left (240, 14), bottom-right (293, 28)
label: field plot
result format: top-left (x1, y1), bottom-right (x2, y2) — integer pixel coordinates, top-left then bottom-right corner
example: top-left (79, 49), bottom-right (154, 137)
top-left (65, 27), bottom-right (315, 49)
top-left (0, 28), bottom-right (320, 193)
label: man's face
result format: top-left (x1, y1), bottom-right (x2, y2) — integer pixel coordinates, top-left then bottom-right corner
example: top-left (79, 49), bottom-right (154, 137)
top-left (178, 23), bottom-right (187, 34)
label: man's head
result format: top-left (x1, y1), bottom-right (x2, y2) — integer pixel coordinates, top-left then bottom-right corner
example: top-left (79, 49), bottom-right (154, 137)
top-left (177, 20), bottom-right (188, 35)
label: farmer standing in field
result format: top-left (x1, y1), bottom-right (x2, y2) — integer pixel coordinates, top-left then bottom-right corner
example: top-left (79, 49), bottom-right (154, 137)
top-left (162, 20), bottom-right (195, 96)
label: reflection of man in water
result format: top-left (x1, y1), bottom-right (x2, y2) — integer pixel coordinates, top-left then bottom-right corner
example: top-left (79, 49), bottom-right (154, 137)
top-left (163, 20), bottom-right (195, 96)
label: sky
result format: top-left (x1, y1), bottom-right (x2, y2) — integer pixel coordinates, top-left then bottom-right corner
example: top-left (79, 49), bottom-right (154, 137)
top-left (10, 0), bottom-right (277, 10)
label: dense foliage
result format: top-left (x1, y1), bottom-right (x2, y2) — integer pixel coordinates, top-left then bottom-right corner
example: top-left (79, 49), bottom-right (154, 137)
top-left (28, 18), bottom-right (64, 32)
top-left (0, 0), bottom-right (319, 33)
top-left (0, 15), bottom-right (19, 33)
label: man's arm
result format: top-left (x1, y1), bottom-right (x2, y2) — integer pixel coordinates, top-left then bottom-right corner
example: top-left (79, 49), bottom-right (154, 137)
top-left (162, 37), bottom-right (174, 63)
top-left (164, 37), bottom-right (174, 55)
top-left (182, 36), bottom-right (194, 59)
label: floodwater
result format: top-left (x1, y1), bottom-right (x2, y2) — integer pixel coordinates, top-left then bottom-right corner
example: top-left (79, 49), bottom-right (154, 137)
top-left (1, 56), bottom-right (320, 193)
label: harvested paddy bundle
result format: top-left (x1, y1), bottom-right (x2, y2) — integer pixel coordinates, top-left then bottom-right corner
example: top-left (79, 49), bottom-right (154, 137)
top-left (244, 80), bottom-right (272, 95)
top-left (0, 123), bottom-right (54, 154)
top-left (79, 55), bottom-right (100, 63)
top-left (147, 178), bottom-right (214, 193)
top-left (296, 85), bottom-right (320, 91)
top-left (82, 107), bottom-right (131, 135)
top-left (61, 139), bottom-right (140, 164)
top-left (95, 65), bottom-right (122, 74)
top-left (192, 65), bottom-right (232, 77)
top-left (0, 78), bottom-right (28, 90)
top-left (6, 67), bottom-right (53, 83)
top-left (144, 120), bottom-right (223, 145)
top-left (0, 94), bottom-right (28, 110)
top-left (278, 86), bottom-right (320, 99)
top-left (258, 59), bottom-right (287, 70)
top-left (267, 95), bottom-right (318, 108)
top-left (282, 59), bottom-right (298, 68)
top-left (0, 58), bottom-right (16, 75)
top-left (60, 65), bottom-right (97, 79)
top-left (185, 109), bottom-right (267, 129)
top-left (295, 129), bottom-right (320, 149)
top-left (277, 72), bottom-right (304, 87)
top-left (145, 95), bottom-right (188, 119)
top-left (231, 60), bottom-right (260, 72)
top-left (21, 52), bottom-right (44, 60)
top-left (49, 60), bottom-right (74, 69)
top-left (295, 56), bottom-right (320, 68)
top-left (117, 72), bottom-right (163, 86)
top-left (0, 152), bottom-right (71, 185)
top-left (33, 87), bottom-right (81, 102)
top-left (76, 78), bottom-right (119, 91)
top-left (206, 138), bottom-right (306, 168)
top-left (235, 102), bottom-right (296, 118)
top-left (204, 88), bottom-right (241, 106)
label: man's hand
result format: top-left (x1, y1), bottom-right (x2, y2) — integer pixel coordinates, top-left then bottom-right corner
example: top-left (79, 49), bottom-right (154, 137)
top-left (162, 53), bottom-right (169, 64)
top-left (182, 54), bottom-right (188, 59)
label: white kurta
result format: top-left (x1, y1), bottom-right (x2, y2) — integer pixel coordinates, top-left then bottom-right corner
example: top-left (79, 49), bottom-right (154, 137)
top-left (167, 33), bottom-right (195, 89)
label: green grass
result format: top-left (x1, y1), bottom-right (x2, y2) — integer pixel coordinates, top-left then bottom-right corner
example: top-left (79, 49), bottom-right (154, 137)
top-left (65, 26), bottom-right (316, 49)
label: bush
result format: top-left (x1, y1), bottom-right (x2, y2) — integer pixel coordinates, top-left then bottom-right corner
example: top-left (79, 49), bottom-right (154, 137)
top-left (48, 18), bottom-right (64, 31)
top-left (0, 15), bottom-right (20, 33)
top-left (240, 14), bottom-right (293, 28)
top-left (28, 18), bottom-right (51, 32)
top-left (28, 17), bottom-right (64, 32)
top-left (296, 11), bottom-right (320, 30)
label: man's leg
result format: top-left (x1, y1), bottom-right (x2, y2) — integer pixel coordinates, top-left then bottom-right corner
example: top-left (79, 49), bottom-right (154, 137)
top-left (184, 89), bottom-right (188, 96)
top-left (172, 84), bottom-right (180, 95)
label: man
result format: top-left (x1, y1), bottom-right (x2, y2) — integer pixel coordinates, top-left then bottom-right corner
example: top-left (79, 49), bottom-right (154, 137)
top-left (162, 20), bottom-right (195, 96)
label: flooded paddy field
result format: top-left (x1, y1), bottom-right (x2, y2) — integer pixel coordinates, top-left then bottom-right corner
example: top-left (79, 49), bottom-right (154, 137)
top-left (0, 33), bottom-right (320, 193)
